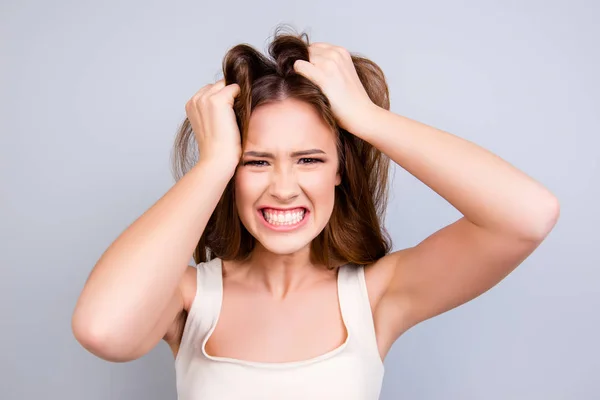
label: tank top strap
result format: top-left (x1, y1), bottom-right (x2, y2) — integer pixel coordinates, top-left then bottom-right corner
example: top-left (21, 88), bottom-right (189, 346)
top-left (175, 257), bottom-right (222, 366)
top-left (337, 264), bottom-right (381, 361)
top-left (191, 257), bottom-right (222, 331)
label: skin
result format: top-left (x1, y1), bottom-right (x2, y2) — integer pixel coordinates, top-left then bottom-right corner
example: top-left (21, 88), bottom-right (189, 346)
top-left (73, 42), bottom-right (559, 366)
top-left (167, 98), bottom-right (368, 363)
top-left (167, 44), bottom-right (560, 362)
top-left (233, 98), bottom-right (341, 295)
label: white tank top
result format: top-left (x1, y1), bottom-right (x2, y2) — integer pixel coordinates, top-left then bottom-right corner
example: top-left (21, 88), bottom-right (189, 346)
top-left (174, 257), bottom-right (385, 399)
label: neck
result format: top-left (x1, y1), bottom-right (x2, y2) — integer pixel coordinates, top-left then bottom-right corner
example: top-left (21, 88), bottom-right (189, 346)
top-left (232, 244), bottom-right (336, 300)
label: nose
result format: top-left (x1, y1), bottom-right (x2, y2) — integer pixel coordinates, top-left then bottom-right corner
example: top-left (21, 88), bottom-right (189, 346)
top-left (268, 165), bottom-right (300, 202)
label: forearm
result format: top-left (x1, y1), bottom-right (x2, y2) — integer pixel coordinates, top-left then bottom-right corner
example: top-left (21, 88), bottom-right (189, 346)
top-left (356, 106), bottom-right (559, 240)
top-left (72, 159), bottom-right (235, 345)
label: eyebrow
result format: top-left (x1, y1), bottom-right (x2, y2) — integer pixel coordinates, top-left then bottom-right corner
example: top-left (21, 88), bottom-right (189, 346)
top-left (243, 149), bottom-right (327, 158)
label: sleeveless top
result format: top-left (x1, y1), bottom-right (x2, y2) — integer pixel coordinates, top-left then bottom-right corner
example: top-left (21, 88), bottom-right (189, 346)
top-left (174, 257), bottom-right (385, 400)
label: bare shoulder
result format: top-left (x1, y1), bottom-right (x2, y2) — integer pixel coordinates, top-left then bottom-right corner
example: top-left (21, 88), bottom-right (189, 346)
top-left (363, 251), bottom-right (407, 311)
top-left (163, 265), bottom-right (198, 350)
top-left (363, 249), bottom-right (414, 358)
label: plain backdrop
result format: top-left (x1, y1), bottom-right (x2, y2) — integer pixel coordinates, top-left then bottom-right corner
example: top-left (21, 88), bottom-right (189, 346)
top-left (1, 0), bottom-right (598, 399)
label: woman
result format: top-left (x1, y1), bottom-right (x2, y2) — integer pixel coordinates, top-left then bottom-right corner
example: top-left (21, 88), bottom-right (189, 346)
top-left (72, 28), bottom-right (560, 399)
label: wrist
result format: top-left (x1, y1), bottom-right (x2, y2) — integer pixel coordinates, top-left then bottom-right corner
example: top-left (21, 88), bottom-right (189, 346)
top-left (194, 157), bottom-right (238, 179)
top-left (347, 103), bottom-right (385, 141)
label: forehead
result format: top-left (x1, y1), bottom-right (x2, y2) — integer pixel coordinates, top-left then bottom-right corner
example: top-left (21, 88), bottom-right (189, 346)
top-left (245, 98), bottom-right (336, 151)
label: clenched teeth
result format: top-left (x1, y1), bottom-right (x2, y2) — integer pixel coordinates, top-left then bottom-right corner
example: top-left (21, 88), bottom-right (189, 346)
top-left (261, 209), bottom-right (306, 225)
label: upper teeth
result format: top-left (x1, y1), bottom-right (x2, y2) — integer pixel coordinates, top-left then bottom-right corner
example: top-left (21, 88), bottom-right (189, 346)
top-left (262, 209), bottom-right (305, 225)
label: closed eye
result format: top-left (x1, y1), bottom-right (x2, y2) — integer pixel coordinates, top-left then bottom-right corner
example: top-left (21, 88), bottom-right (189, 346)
top-left (242, 158), bottom-right (324, 167)
top-left (243, 160), bottom-right (269, 167)
top-left (298, 158), bottom-right (323, 164)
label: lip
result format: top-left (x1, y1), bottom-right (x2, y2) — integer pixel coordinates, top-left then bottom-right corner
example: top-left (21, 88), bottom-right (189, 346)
top-left (257, 206), bottom-right (308, 212)
top-left (256, 208), bottom-right (310, 232)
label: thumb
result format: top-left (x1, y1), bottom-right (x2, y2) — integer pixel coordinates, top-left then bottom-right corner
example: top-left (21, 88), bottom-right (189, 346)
top-left (221, 83), bottom-right (241, 106)
top-left (293, 60), bottom-right (319, 83)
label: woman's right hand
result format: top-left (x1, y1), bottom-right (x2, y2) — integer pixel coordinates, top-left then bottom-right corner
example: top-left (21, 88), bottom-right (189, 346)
top-left (185, 79), bottom-right (242, 168)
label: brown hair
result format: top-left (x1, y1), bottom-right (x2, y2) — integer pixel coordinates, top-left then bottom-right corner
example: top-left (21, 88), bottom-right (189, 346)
top-left (172, 24), bottom-right (392, 269)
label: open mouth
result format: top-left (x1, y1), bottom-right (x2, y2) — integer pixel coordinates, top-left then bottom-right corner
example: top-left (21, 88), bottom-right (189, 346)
top-left (258, 207), bottom-right (309, 229)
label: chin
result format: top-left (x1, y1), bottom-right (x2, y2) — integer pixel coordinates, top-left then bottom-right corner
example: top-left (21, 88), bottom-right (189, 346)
top-left (257, 237), bottom-right (312, 256)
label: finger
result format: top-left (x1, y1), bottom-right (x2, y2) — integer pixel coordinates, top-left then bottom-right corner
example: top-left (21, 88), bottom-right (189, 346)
top-left (330, 45), bottom-right (351, 61)
top-left (191, 83), bottom-right (213, 99)
top-left (293, 59), bottom-right (322, 83)
top-left (190, 79), bottom-right (224, 101)
top-left (312, 42), bottom-right (349, 59)
top-left (310, 42), bottom-right (333, 49)
top-left (310, 43), bottom-right (346, 60)
top-left (308, 46), bottom-right (334, 65)
top-left (217, 83), bottom-right (241, 105)
top-left (207, 79), bottom-right (226, 95)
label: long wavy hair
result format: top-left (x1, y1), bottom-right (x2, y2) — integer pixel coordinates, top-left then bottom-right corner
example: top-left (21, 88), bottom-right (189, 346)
top-left (172, 25), bottom-right (392, 269)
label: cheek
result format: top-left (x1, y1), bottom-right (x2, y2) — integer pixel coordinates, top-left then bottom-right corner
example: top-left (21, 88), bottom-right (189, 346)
top-left (300, 172), bottom-right (338, 201)
top-left (235, 172), bottom-right (265, 209)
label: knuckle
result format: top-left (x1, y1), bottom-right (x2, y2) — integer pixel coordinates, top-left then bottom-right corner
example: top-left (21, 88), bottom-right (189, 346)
top-left (185, 99), bottom-right (196, 112)
top-left (207, 93), bottom-right (220, 106)
top-left (337, 47), bottom-right (351, 59)
top-left (191, 93), bottom-right (202, 105)
top-left (195, 83), bottom-right (213, 99)
top-left (198, 94), bottom-right (212, 109)
top-left (324, 58), bottom-right (337, 70)
top-left (330, 49), bottom-right (342, 59)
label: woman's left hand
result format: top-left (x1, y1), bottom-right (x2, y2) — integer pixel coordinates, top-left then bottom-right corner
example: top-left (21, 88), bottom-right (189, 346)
top-left (293, 43), bottom-right (377, 134)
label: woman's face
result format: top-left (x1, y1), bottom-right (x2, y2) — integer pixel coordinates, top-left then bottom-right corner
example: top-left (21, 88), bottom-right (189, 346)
top-left (234, 98), bottom-right (341, 256)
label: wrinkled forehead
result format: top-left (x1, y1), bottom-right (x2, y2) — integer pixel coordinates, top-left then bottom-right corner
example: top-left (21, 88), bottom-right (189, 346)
top-left (244, 99), bottom-right (337, 153)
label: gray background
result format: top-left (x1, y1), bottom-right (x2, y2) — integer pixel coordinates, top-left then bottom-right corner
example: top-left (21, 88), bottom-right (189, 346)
top-left (1, 0), bottom-right (598, 399)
